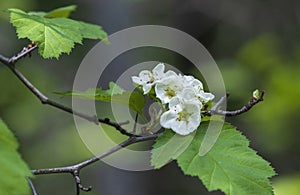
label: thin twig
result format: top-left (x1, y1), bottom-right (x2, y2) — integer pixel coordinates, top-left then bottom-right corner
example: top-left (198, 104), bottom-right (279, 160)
top-left (32, 134), bottom-right (160, 194)
top-left (73, 170), bottom-right (92, 195)
top-left (32, 134), bottom-right (159, 175)
top-left (204, 91), bottom-right (264, 116)
top-left (0, 43), bottom-right (38, 65)
top-left (27, 177), bottom-right (37, 195)
top-left (0, 44), bottom-right (137, 137)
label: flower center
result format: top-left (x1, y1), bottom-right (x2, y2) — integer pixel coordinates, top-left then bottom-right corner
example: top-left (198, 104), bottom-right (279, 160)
top-left (177, 109), bottom-right (191, 122)
top-left (165, 87), bottom-right (176, 98)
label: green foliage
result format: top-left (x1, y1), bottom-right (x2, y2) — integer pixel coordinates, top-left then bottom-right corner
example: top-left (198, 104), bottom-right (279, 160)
top-left (8, 6), bottom-right (108, 58)
top-left (152, 121), bottom-right (276, 195)
top-left (0, 119), bottom-right (32, 195)
top-left (29, 5), bottom-right (76, 18)
top-left (151, 129), bottom-right (194, 168)
top-left (56, 82), bottom-right (146, 116)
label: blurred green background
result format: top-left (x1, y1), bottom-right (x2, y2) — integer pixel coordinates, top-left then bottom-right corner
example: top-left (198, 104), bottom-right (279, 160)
top-left (1, 0), bottom-right (300, 194)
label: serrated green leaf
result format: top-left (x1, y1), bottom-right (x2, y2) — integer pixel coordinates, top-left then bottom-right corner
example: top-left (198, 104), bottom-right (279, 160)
top-left (176, 121), bottom-right (275, 195)
top-left (151, 129), bottom-right (195, 169)
top-left (79, 21), bottom-right (109, 44)
top-left (29, 5), bottom-right (77, 18)
top-left (8, 7), bottom-right (108, 58)
top-left (55, 82), bottom-right (145, 115)
top-left (0, 119), bottom-right (32, 195)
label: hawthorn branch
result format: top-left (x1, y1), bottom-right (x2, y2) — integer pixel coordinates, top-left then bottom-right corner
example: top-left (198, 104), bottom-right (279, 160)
top-left (1, 44), bottom-right (265, 195)
top-left (32, 134), bottom-right (160, 194)
top-left (204, 91), bottom-right (265, 116)
top-left (0, 44), bottom-right (136, 137)
top-left (30, 88), bottom-right (263, 194)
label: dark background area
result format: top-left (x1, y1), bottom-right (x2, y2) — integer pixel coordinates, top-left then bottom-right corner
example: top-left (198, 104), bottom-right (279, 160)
top-left (1, 0), bottom-right (300, 194)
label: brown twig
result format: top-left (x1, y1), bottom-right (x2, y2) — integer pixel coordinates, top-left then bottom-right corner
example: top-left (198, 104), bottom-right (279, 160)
top-left (31, 134), bottom-right (160, 194)
top-left (0, 43), bottom-right (38, 65)
top-left (203, 91), bottom-right (264, 116)
top-left (0, 43), bottom-right (136, 137)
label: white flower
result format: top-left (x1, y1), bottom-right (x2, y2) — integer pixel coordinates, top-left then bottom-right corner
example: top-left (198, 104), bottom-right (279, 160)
top-left (131, 63), bottom-right (216, 135)
top-left (180, 75), bottom-right (214, 103)
top-left (160, 96), bottom-right (201, 135)
top-left (181, 75), bottom-right (203, 91)
top-left (155, 75), bottom-right (183, 104)
top-left (132, 63), bottom-right (176, 94)
top-left (155, 75), bottom-right (207, 104)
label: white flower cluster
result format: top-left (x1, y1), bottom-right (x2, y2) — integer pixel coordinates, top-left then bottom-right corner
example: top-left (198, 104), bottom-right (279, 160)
top-left (132, 63), bottom-right (215, 135)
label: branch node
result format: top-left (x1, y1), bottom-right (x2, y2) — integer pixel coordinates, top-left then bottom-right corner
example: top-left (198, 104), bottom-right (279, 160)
top-left (9, 43), bottom-right (38, 65)
top-left (72, 170), bottom-right (92, 193)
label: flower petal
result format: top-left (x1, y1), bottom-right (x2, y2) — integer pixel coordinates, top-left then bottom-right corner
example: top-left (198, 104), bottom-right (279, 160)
top-left (160, 110), bottom-right (178, 128)
top-left (132, 76), bottom-right (144, 85)
top-left (155, 75), bottom-right (183, 104)
top-left (198, 91), bottom-right (215, 103)
top-left (152, 63), bottom-right (165, 80)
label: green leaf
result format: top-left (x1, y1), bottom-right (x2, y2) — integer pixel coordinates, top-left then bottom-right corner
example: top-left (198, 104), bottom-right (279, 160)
top-left (79, 21), bottom-right (109, 43)
top-left (56, 82), bottom-right (146, 115)
top-left (176, 121), bottom-right (275, 195)
top-left (0, 119), bottom-right (32, 195)
top-left (151, 129), bottom-right (195, 169)
top-left (29, 5), bottom-right (77, 18)
top-left (44, 5), bottom-right (77, 18)
top-left (8, 7), bottom-right (108, 58)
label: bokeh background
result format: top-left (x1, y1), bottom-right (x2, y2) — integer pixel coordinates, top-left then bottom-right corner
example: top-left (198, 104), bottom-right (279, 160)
top-left (1, 0), bottom-right (300, 194)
